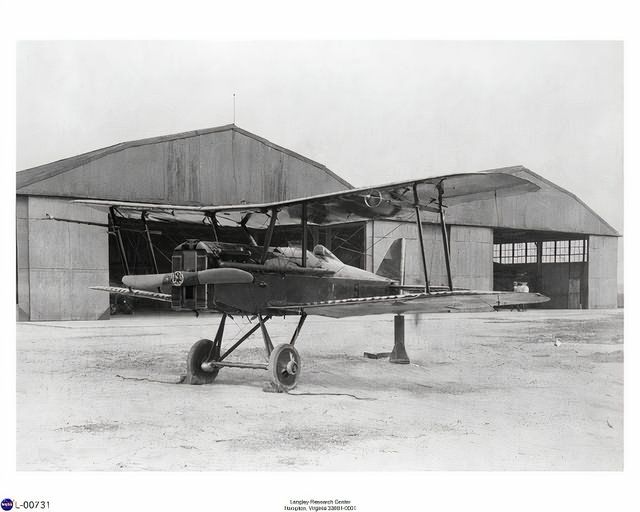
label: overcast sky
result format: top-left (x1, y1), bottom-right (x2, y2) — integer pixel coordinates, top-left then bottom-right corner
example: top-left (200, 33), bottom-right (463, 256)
top-left (16, 40), bottom-right (623, 284)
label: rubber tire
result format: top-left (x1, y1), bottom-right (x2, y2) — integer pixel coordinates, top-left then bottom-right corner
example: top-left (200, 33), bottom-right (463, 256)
top-left (268, 344), bottom-right (301, 391)
top-left (186, 339), bottom-right (220, 385)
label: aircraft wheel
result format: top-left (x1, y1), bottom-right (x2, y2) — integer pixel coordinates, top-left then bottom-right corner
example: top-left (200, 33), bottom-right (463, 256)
top-left (269, 344), bottom-right (301, 391)
top-left (186, 339), bottom-right (220, 385)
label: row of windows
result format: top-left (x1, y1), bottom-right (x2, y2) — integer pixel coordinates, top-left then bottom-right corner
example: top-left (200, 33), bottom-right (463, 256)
top-left (493, 242), bottom-right (537, 264)
top-left (494, 240), bottom-right (588, 264)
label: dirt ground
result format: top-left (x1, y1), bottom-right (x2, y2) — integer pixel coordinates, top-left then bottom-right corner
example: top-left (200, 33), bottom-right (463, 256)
top-left (16, 309), bottom-right (623, 470)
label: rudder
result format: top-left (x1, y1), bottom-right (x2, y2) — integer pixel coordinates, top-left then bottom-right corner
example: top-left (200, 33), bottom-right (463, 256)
top-left (375, 238), bottom-right (406, 284)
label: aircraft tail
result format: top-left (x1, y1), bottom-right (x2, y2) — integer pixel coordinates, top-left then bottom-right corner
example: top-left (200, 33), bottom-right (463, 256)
top-left (375, 238), bottom-right (406, 284)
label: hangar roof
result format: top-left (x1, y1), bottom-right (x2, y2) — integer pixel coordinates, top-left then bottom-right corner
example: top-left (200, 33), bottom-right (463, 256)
top-left (497, 167), bottom-right (619, 236)
top-left (443, 166), bottom-right (619, 237)
top-left (16, 125), bottom-right (619, 237)
top-left (17, 124), bottom-right (353, 198)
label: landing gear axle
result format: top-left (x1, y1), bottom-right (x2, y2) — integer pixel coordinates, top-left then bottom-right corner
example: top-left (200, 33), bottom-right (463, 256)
top-left (185, 313), bottom-right (306, 390)
top-left (185, 338), bottom-right (221, 385)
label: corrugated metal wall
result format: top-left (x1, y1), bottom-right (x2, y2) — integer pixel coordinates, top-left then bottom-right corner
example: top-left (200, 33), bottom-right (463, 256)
top-left (449, 226), bottom-right (493, 290)
top-left (366, 221), bottom-right (492, 290)
top-left (16, 196), bottom-right (30, 320)
top-left (588, 235), bottom-right (618, 308)
top-left (366, 221), bottom-right (439, 286)
top-left (18, 197), bottom-right (109, 321)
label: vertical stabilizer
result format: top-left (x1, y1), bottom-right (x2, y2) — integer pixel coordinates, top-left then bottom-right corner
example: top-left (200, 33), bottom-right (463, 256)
top-left (375, 238), bottom-right (406, 284)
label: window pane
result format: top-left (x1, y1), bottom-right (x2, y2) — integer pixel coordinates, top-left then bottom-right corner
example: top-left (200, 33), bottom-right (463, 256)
top-left (502, 243), bottom-right (513, 264)
top-left (542, 241), bottom-right (555, 263)
top-left (513, 242), bottom-right (526, 263)
top-left (570, 239), bottom-right (585, 262)
top-left (493, 244), bottom-right (501, 263)
top-left (526, 242), bottom-right (537, 263)
top-left (556, 240), bottom-right (569, 262)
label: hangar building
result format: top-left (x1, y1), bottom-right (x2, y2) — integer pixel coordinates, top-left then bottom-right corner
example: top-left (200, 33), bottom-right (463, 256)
top-left (16, 125), bottom-right (620, 321)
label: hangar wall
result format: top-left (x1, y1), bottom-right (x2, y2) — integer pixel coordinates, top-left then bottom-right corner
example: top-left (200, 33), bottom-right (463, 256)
top-left (16, 196), bottom-right (30, 320)
top-left (17, 196), bottom-right (110, 321)
top-left (367, 221), bottom-right (442, 286)
top-left (366, 221), bottom-right (492, 290)
top-left (16, 126), bottom-right (354, 321)
top-left (539, 263), bottom-right (587, 309)
top-left (588, 235), bottom-right (618, 308)
top-left (449, 226), bottom-right (493, 291)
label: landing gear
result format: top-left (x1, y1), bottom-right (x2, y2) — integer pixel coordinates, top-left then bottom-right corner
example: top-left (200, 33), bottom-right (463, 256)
top-left (186, 338), bottom-right (220, 385)
top-left (269, 344), bottom-right (301, 391)
top-left (185, 313), bottom-right (227, 384)
top-left (185, 312), bottom-right (307, 388)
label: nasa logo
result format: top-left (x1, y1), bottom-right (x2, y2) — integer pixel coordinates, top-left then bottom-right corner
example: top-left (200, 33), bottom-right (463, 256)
top-left (1, 498), bottom-right (13, 511)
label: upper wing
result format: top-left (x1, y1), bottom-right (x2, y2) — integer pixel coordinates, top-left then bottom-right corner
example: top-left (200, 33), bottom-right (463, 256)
top-left (268, 290), bottom-right (550, 318)
top-left (73, 166), bottom-right (539, 227)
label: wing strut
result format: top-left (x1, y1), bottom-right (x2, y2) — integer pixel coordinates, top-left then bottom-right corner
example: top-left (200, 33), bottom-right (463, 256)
top-left (141, 212), bottom-right (160, 275)
top-left (301, 202), bottom-right (308, 267)
top-left (240, 213), bottom-right (258, 246)
top-left (260, 208), bottom-right (278, 265)
top-left (109, 207), bottom-right (130, 275)
top-left (206, 212), bottom-right (219, 242)
top-left (259, 315), bottom-right (274, 356)
top-left (437, 181), bottom-right (454, 291)
top-left (412, 184), bottom-right (430, 293)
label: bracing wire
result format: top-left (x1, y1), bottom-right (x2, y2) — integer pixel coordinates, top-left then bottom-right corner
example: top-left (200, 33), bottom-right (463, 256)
top-left (329, 211), bottom-right (419, 275)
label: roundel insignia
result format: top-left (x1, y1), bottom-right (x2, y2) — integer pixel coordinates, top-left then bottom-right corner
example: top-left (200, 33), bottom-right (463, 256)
top-left (1, 499), bottom-right (13, 511)
top-left (171, 271), bottom-right (185, 286)
top-left (364, 189), bottom-right (383, 208)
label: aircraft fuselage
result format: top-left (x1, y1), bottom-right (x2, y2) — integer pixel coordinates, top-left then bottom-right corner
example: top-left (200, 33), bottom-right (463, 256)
top-left (170, 239), bottom-right (393, 315)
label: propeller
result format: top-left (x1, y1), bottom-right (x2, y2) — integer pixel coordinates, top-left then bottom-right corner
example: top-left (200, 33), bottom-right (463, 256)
top-left (172, 268), bottom-right (254, 286)
top-left (122, 268), bottom-right (254, 291)
top-left (122, 273), bottom-right (173, 290)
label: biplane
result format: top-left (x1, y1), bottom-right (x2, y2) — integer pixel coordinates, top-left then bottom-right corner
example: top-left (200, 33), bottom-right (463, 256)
top-left (76, 168), bottom-right (550, 391)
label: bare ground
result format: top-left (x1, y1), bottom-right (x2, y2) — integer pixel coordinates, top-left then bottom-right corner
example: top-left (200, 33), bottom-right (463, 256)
top-left (16, 309), bottom-right (623, 470)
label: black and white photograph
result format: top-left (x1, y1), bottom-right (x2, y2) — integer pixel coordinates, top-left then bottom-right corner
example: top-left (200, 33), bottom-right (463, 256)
top-left (14, 40), bottom-right (623, 473)
top-left (2, 5), bottom-right (637, 508)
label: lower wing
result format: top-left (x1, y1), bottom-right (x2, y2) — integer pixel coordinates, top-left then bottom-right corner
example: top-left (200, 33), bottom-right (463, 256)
top-left (90, 286), bottom-right (172, 303)
top-left (269, 290), bottom-right (550, 318)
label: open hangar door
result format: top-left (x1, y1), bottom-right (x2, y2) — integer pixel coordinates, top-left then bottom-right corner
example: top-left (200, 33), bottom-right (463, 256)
top-left (107, 215), bottom-right (366, 314)
top-left (493, 228), bottom-right (589, 309)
